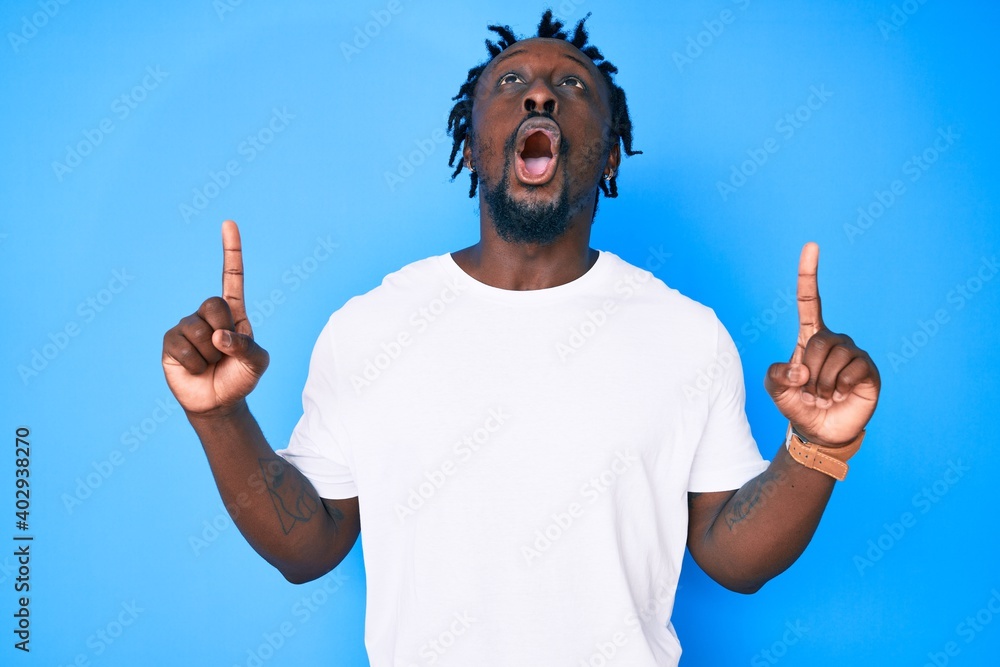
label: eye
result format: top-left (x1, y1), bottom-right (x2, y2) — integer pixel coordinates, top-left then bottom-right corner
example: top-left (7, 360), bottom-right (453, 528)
top-left (561, 76), bottom-right (585, 89)
top-left (499, 72), bottom-right (524, 86)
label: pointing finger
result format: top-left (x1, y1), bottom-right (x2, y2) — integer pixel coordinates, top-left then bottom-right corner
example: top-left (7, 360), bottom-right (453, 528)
top-left (797, 241), bottom-right (825, 341)
top-left (221, 220), bottom-right (251, 337)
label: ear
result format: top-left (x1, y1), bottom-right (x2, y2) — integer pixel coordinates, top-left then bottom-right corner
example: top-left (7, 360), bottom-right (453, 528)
top-left (462, 139), bottom-right (473, 170)
top-left (605, 140), bottom-right (621, 177)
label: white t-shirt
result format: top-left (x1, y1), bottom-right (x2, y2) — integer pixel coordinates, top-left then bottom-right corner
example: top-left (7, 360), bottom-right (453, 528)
top-left (277, 250), bottom-right (769, 666)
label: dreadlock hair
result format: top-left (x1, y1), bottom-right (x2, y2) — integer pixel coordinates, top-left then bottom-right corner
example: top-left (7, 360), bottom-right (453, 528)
top-left (446, 9), bottom-right (641, 200)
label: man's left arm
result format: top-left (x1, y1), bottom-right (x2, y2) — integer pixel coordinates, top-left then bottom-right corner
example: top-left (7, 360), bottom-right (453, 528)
top-left (687, 242), bottom-right (881, 594)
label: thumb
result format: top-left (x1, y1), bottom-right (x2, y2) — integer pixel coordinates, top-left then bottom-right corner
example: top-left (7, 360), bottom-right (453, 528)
top-left (764, 361), bottom-right (808, 401)
top-left (213, 329), bottom-right (270, 376)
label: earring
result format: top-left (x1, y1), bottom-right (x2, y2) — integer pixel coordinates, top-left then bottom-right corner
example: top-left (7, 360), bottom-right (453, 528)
top-left (603, 171), bottom-right (614, 181)
top-left (466, 162), bottom-right (475, 173)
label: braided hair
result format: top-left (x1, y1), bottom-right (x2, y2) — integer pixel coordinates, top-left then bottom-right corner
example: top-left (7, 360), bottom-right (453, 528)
top-left (446, 9), bottom-right (641, 199)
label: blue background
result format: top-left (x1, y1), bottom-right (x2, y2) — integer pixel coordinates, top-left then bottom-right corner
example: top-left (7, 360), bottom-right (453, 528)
top-left (2, 1), bottom-right (998, 665)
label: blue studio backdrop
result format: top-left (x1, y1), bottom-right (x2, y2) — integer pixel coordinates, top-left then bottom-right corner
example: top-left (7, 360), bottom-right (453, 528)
top-left (2, 1), bottom-right (998, 665)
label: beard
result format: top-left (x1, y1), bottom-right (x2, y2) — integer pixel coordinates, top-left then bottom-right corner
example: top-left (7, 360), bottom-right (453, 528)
top-left (481, 121), bottom-right (575, 247)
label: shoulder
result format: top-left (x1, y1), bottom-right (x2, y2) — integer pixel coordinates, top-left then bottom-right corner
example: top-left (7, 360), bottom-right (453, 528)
top-left (598, 250), bottom-right (723, 331)
top-left (329, 253), bottom-right (450, 321)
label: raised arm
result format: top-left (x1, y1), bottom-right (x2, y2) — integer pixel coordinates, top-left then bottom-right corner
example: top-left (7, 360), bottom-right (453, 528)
top-left (687, 242), bottom-right (880, 593)
top-left (161, 220), bottom-right (359, 583)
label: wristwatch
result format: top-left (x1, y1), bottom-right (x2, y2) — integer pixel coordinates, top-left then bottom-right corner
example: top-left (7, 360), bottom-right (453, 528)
top-left (784, 423), bottom-right (865, 481)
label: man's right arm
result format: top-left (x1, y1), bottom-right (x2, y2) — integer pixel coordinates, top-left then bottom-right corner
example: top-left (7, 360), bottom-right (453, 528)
top-left (162, 220), bottom-right (359, 583)
top-left (187, 401), bottom-right (359, 583)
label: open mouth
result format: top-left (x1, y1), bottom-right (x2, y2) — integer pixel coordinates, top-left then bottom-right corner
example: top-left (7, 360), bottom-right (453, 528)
top-left (514, 118), bottom-right (561, 185)
top-left (522, 132), bottom-right (553, 175)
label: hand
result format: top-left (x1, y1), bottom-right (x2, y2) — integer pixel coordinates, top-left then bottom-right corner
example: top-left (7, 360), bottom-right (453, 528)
top-left (162, 220), bottom-right (270, 416)
top-left (764, 242), bottom-right (880, 447)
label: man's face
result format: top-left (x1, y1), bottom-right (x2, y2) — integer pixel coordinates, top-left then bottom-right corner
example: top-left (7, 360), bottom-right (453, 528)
top-left (464, 38), bottom-right (620, 245)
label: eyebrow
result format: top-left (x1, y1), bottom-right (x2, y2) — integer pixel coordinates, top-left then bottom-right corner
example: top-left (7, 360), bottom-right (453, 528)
top-left (560, 53), bottom-right (590, 69)
top-left (491, 48), bottom-right (592, 73)
top-left (491, 47), bottom-right (526, 66)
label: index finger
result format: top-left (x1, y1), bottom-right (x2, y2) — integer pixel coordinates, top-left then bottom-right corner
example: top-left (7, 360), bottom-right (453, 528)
top-left (221, 219), bottom-right (251, 336)
top-left (796, 241), bottom-right (824, 341)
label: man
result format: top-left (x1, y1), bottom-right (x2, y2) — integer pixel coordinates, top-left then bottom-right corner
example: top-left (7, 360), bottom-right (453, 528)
top-left (161, 11), bottom-right (880, 665)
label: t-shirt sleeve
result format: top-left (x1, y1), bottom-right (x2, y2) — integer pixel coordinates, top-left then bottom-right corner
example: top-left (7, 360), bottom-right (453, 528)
top-left (687, 316), bottom-right (770, 492)
top-left (275, 316), bottom-right (359, 499)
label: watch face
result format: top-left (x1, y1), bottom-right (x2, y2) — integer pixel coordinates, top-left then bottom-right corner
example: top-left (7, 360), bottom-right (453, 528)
top-left (785, 423), bottom-right (806, 448)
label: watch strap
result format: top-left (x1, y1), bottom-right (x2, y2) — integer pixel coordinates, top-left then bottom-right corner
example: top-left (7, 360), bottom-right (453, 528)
top-left (784, 424), bottom-right (865, 481)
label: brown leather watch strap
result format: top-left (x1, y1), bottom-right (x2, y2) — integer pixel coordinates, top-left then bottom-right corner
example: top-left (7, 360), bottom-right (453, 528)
top-left (784, 424), bottom-right (865, 481)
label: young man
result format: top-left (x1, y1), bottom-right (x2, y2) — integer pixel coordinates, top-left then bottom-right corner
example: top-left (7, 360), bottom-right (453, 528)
top-left (161, 12), bottom-right (880, 665)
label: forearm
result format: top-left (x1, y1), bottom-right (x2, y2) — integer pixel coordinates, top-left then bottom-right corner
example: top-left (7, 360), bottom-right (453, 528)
top-left (187, 401), bottom-right (351, 582)
top-left (687, 240), bottom-right (880, 592)
top-left (694, 443), bottom-right (837, 593)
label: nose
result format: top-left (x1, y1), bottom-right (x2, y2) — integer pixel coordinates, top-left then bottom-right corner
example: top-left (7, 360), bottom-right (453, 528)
top-left (523, 80), bottom-right (556, 114)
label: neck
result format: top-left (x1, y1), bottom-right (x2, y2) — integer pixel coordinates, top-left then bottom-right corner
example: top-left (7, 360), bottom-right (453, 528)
top-left (452, 203), bottom-right (597, 291)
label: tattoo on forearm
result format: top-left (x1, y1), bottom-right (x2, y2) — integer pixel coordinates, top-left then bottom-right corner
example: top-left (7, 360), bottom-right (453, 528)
top-left (258, 456), bottom-right (321, 535)
top-left (723, 470), bottom-right (785, 531)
